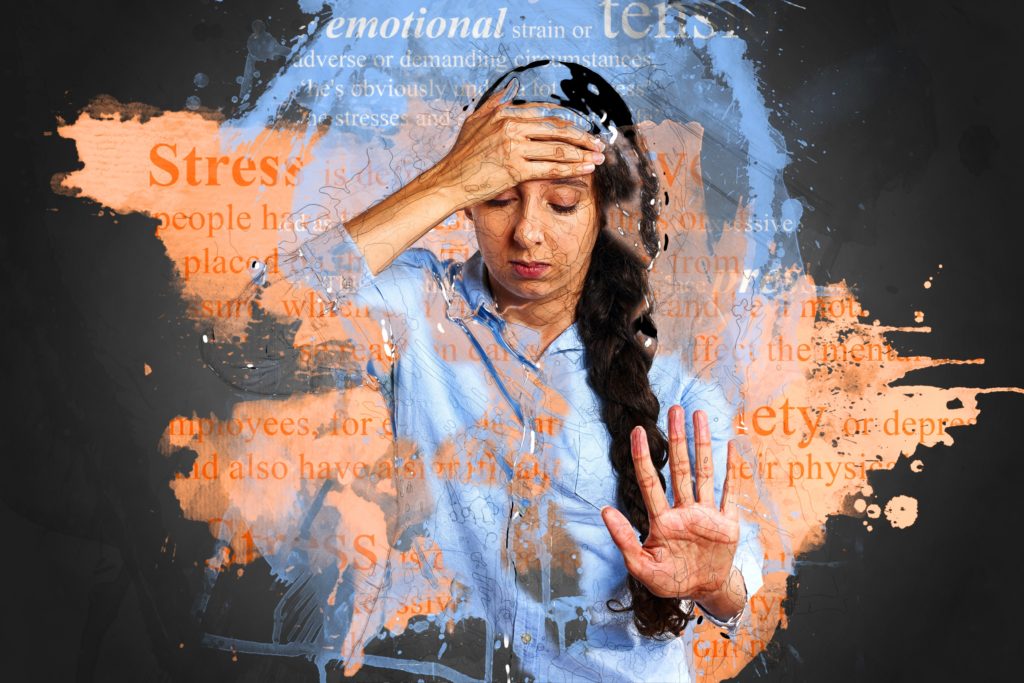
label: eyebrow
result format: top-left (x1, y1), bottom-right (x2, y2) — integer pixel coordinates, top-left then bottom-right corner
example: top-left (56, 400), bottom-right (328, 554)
top-left (548, 178), bottom-right (590, 189)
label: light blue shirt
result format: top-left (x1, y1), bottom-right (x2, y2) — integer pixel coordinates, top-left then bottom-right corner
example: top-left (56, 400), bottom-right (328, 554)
top-left (278, 222), bottom-right (764, 683)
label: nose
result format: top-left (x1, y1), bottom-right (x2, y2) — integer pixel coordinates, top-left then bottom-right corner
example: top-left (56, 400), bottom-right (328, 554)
top-left (512, 196), bottom-right (545, 248)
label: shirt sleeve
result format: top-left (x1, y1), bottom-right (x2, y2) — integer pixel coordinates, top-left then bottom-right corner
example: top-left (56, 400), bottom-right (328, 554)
top-left (676, 377), bottom-right (765, 635)
top-left (279, 221), bottom-right (444, 321)
top-left (277, 221), bottom-right (446, 387)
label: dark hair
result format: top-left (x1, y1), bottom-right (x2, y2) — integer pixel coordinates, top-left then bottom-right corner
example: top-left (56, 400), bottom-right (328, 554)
top-left (476, 61), bottom-right (693, 638)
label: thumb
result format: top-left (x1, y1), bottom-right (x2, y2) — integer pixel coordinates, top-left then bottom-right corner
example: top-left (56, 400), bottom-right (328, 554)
top-left (601, 506), bottom-right (645, 575)
top-left (499, 76), bottom-right (520, 104)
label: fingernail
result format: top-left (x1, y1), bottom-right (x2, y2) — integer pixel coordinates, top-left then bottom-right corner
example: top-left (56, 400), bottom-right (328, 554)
top-left (671, 407), bottom-right (683, 438)
top-left (590, 152), bottom-right (605, 164)
top-left (593, 137), bottom-right (606, 151)
top-left (580, 163), bottom-right (596, 173)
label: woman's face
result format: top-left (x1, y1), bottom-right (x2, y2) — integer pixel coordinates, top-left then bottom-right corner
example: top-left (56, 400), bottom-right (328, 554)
top-left (463, 175), bottom-right (600, 310)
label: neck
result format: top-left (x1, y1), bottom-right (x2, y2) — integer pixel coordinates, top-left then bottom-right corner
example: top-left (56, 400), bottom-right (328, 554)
top-left (485, 271), bottom-right (581, 358)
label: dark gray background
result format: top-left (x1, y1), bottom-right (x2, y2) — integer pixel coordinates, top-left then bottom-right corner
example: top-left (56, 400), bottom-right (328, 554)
top-left (6, 1), bottom-right (1024, 681)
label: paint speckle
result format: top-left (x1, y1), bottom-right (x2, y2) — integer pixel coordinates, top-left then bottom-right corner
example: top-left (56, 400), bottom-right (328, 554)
top-left (194, 72), bottom-right (209, 88)
top-left (853, 498), bottom-right (867, 513)
top-left (865, 504), bottom-right (881, 519)
top-left (186, 95), bottom-right (201, 110)
top-left (884, 495), bottom-right (919, 529)
top-left (910, 459), bottom-right (924, 473)
top-left (144, 363), bottom-right (152, 376)
top-left (914, 310), bottom-right (924, 323)
top-left (923, 280), bottom-right (932, 289)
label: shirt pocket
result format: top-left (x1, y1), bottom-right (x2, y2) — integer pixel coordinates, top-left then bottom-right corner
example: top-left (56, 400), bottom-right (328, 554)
top-left (571, 422), bottom-right (618, 511)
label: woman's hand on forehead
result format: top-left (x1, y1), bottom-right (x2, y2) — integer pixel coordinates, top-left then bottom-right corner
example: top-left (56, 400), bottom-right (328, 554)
top-left (494, 102), bottom-right (605, 141)
top-left (430, 81), bottom-right (608, 208)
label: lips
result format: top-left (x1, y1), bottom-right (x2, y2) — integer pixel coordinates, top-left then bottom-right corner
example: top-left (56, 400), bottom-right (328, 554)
top-left (511, 261), bottom-right (550, 278)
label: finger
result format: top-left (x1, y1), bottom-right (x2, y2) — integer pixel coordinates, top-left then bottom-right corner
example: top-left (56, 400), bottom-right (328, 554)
top-left (473, 79), bottom-right (518, 118)
top-left (527, 160), bottom-right (598, 179)
top-left (519, 141), bottom-right (604, 164)
top-left (693, 410), bottom-right (715, 505)
top-left (722, 440), bottom-right (741, 523)
top-left (493, 78), bottom-right (520, 106)
top-left (631, 425), bottom-right (670, 521)
top-left (600, 505), bottom-right (647, 577)
top-left (496, 102), bottom-right (591, 128)
top-left (668, 405), bottom-right (695, 507)
top-left (521, 122), bottom-right (605, 152)
top-left (496, 102), bottom-right (565, 115)
top-left (496, 106), bottom-right (582, 127)
top-left (500, 114), bottom-right (605, 151)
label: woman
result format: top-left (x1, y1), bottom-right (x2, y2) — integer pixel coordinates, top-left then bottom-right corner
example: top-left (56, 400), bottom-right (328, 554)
top-left (279, 61), bottom-right (763, 682)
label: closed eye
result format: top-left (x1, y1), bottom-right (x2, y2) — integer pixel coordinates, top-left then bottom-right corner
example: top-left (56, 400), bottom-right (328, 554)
top-left (483, 198), bottom-right (578, 214)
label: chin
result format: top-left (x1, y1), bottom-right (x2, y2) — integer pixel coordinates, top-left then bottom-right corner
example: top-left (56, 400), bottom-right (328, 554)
top-left (506, 282), bottom-right (553, 301)
top-left (495, 273), bottom-right (556, 302)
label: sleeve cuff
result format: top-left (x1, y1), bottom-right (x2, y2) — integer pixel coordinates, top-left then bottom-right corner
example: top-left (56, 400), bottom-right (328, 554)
top-left (280, 222), bottom-right (376, 301)
top-left (694, 572), bottom-right (748, 635)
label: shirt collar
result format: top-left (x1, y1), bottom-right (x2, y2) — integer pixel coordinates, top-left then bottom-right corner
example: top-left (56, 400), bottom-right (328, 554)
top-left (457, 251), bottom-right (585, 356)
top-left (458, 250), bottom-right (496, 318)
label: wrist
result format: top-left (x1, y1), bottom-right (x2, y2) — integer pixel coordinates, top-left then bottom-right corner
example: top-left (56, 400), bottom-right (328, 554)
top-left (693, 566), bottom-right (746, 623)
top-left (419, 157), bottom-right (470, 213)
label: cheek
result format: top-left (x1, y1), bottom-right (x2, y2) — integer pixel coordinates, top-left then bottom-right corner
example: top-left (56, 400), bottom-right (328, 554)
top-left (473, 211), bottom-right (514, 244)
top-left (475, 211), bottom-right (516, 239)
top-left (555, 211), bottom-right (599, 259)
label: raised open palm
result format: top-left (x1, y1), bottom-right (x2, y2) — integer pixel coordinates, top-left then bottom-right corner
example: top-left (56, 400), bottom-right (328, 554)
top-left (600, 405), bottom-right (741, 603)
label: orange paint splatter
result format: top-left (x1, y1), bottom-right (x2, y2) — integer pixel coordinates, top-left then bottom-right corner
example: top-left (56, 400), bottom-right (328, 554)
top-left (54, 100), bottom-right (1024, 682)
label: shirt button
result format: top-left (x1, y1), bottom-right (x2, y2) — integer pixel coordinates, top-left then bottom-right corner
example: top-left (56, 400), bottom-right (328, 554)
top-left (521, 632), bottom-right (532, 644)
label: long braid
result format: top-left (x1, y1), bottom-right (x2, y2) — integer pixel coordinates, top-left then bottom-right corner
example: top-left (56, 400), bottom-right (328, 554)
top-left (576, 134), bottom-right (696, 639)
top-left (473, 60), bottom-right (696, 637)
